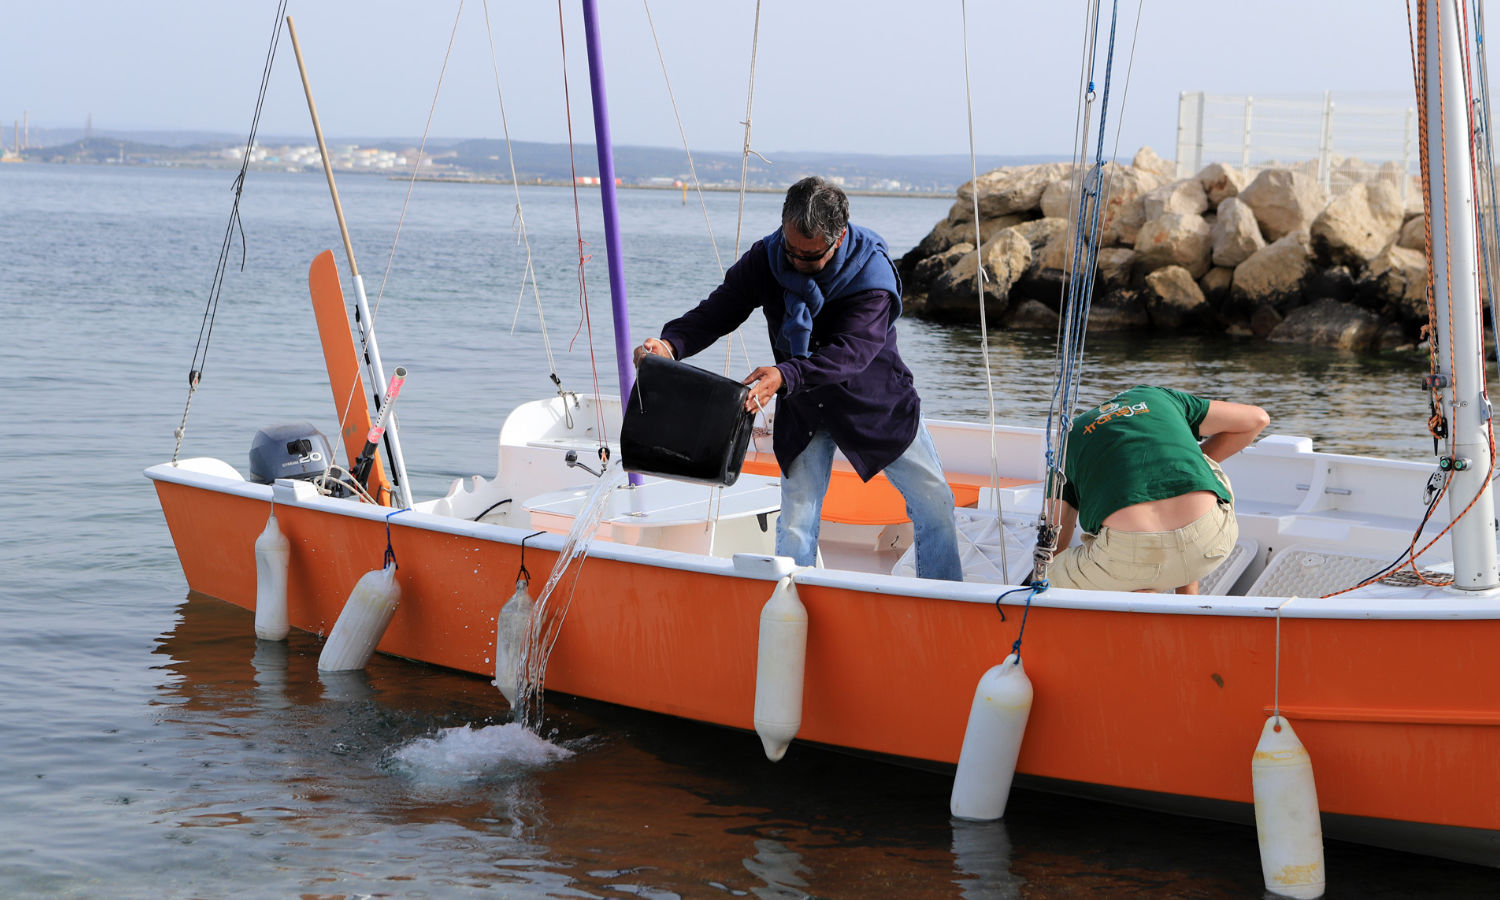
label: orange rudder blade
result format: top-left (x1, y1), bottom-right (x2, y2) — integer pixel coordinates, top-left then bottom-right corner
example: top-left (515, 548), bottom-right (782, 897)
top-left (307, 250), bottom-right (393, 505)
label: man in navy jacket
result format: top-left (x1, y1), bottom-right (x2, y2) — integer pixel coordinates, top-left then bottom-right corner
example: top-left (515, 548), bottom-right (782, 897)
top-left (634, 177), bottom-right (962, 580)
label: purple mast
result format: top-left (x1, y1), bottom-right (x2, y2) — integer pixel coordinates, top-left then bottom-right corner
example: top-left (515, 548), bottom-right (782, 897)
top-left (579, 2), bottom-right (638, 428)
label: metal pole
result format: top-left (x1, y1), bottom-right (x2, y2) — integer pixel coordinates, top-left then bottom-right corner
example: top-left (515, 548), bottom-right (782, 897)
top-left (580, 0), bottom-right (642, 486)
top-left (1242, 96), bottom-right (1254, 170)
top-left (1193, 92), bottom-right (1206, 174)
top-left (1318, 90), bottom-right (1334, 191)
top-left (1423, 0), bottom-right (1498, 589)
top-left (285, 15), bottom-right (413, 508)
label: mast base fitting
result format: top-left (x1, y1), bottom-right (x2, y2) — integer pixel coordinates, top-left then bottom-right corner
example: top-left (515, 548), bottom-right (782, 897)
top-left (1439, 456), bottom-right (1471, 471)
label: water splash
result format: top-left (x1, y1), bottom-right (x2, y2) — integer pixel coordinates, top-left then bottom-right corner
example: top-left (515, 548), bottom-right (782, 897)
top-left (514, 462), bottom-right (629, 731)
top-left (386, 722), bottom-right (572, 782)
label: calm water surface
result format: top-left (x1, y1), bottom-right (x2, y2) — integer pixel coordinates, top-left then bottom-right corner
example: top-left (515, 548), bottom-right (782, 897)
top-left (2, 165), bottom-right (1496, 898)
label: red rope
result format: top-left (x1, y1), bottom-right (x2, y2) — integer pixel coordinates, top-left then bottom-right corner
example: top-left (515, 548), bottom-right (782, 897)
top-left (555, 0), bottom-right (609, 445)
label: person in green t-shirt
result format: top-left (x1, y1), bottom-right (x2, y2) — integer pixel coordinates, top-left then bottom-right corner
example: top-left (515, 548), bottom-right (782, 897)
top-left (1048, 385), bottom-right (1269, 594)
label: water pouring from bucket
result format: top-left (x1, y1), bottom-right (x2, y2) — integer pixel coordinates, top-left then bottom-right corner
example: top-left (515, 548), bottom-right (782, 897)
top-left (511, 459), bottom-right (629, 733)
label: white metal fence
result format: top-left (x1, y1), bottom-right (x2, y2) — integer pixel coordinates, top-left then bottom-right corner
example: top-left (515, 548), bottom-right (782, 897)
top-left (1175, 91), bottom-right (1418, 200)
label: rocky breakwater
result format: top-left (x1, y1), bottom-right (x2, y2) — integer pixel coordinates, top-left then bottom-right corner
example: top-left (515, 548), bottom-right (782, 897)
top-left (899, 148), bottom-right (1428, 351)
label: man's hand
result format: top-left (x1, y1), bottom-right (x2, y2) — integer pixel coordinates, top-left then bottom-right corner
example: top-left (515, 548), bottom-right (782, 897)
top-left (742, 366), bottom-right (782, 412)
top-left (633, 337), bottom-right (674, 366)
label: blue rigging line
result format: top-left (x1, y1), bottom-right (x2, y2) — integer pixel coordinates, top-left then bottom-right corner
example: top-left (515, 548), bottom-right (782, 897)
top-left (1045, 0), bottom-right (1123, 500)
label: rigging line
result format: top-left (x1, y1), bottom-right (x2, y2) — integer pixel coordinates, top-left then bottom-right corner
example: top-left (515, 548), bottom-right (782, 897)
top-left (1048, 0), bottom-right (1102, 451)
top-left (733, 0), bottom-right (765, 263)
top-left (1050, 0), bottom-right (1122, 522)
top-left (1040, 0), bottom-right (1103, 529)
top-left (325, 0), bottom-right (465, 493)
top-left (1469, 2), bottom-right (1500, 373)
top-left (640, 0), bottom-right (735, 529)
top-left (173, 0), bottom-right (288, 464)
top-left (642, 0), bottom-right (725, 277)
top-left (1437, 0), bottom-right (1461, 444)
top-left (960, 0), bottom-right (1008, 577)
top-left (721, 0), bottom-right (766, 379)
top-left (480, 0), bottom-right (563, 380)
top-left (371, 0), bottom-right (466, 321)
top-left (555, 0), bottom-right (610, 443)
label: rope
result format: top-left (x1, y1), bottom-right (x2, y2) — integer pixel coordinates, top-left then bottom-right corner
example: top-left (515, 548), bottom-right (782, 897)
top-left (172, 0), bottom-right (288, 463)
top-left (555, 0), bottom-right (611, 448)
top-left (383, 507), bottom-right (409, 570)
top-left (959, 0), bottom-right (1008, 578)
top-left (733, 0), bottom-right (765, 264)
top-left (320, 0), bottom-right (466, 500)
top-left (480, 0), bottom-right (565, 391)
top-left (721, 0), bottom-right (766, 379)
top-left (995, 581), bottom-right (1044, 662)
top-left (1322, 1), bottom-right (1498, 597)
top-left (1036, 0), bottom-right (1129, 580)
top-left (643, 0), bottom-right (726, 278)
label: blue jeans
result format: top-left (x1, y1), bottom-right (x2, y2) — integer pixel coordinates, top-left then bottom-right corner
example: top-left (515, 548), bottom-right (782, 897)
top-left (776, 426), bottom-right (963, 581)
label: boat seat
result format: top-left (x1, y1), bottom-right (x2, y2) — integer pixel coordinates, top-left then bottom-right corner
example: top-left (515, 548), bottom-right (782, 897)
top-left (891, 508), bottom-right (1035, 583)
top-left (1198, 537), bottom-right (1258, 595)
top-left (893, 508), bottom-right (1259, 592)
top-left (741, 452), bottom-right (1008, 526)
top-left (1246, 544), bottom-right (1395, 598)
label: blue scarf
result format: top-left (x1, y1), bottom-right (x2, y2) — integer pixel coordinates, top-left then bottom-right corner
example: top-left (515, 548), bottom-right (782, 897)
top-left (764, 224), bottom-right (902, 358)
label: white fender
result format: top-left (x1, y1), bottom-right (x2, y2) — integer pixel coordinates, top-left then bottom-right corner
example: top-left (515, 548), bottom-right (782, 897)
top-left (253, 509), bottom-right (291, 641)
top-left (1252, 716), bottom-right (1326, 899)
top-left (318, 563), bottom-right (400, 672)
top-left (753, 574), bottom-right (807, 762)
top-left (950, 654), bottom-right (1033, 820)
top-left (494, 577), bottom-right (534, 707)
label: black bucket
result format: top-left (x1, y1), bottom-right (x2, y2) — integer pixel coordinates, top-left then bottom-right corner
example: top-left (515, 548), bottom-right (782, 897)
top-left (620, 355), bottom-right (756, 486)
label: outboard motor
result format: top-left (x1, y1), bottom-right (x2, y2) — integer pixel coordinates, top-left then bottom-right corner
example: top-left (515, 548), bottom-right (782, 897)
top-left (249, 423), bottom-right (341, 491)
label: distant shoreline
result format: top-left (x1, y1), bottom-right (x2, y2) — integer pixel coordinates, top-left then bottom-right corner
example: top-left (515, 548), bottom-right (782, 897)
top-left (401, 175), bottom-right (952, 199)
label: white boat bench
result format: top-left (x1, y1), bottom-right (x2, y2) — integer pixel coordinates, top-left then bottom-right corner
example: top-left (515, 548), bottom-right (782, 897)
top-left (522, 473), bottom-right (781, 558)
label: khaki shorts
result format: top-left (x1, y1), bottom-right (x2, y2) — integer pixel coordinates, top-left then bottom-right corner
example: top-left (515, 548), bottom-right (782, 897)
top-left (1049, 458), bottom-right (1237, 593)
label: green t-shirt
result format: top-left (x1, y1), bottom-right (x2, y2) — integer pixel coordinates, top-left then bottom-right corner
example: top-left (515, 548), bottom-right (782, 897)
top-left (1060, 385), bottom-right (1229, 534)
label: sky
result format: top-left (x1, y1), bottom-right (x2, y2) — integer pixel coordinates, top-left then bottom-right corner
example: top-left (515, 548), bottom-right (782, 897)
top-left (0, 1), bottom-right (1445, 160)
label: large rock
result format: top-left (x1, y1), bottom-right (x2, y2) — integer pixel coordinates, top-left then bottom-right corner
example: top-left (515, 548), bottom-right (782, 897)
top-left (926, 230), bottom-right (1031, 320)
top-left (1358, 242), bottom-right (1428, 325)
top-left (911, 210), bottom-right (1029, 260)
top-left (1397, 214), bottom-right (1425, 251)
top-left (1199, 266), bottom-right (1234, 304)
top-left (1267, 297), bottom-right (1386, 350)
top-left (1097, 248), bottom-right (1135, 290)
top-left (906, 242), bottom-right (973, 297)
top-left (1133, 212), bottom-right (1212, 278)
top-left (957, 162), bottom-right (1076, 220)
top-left (1086, 290), bottom-right (1151, 331)
top-left (1144, 265), bottom-right (1211, 329)
top-left (1133, 146), bottom-right (1176, 179)
top-left (1310, 181), bottom-right (1405, 269)
top-left (1231, 230), bottom-right (1314, 312)
top-left (1007, 299), bottom-right (1059, 330)
top-left (1197, 162), bottom-right (1245, 206)
top-left (1238, 169), bottom-right (1330, 242)
top-left (1039, 164), bottom-right (1167, 245)
top-left (1143, 179), bottom-right (1209, 220)
top-left (1211, 197), bottom-right (1265, 268)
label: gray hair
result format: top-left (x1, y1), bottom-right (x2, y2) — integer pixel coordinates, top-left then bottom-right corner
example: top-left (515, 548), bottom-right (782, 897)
top-left (781, 176), bottom-right (849, 246)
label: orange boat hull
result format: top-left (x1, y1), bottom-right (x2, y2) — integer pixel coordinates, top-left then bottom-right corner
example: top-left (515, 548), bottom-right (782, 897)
top-left (151, 475), bottom-right (1500, 862)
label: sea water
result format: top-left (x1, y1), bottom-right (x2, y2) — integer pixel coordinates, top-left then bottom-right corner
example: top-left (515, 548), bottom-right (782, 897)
top-left (2, 163), bottom-right (1497, 898)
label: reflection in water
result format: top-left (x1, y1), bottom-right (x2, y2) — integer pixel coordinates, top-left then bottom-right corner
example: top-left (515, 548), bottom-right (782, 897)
top-left (318, 669), bottom-right (377, 704)
top-left (744, 837), bottom-right (811, 899)
top-left (951, 819), bottom-right (1022, 899)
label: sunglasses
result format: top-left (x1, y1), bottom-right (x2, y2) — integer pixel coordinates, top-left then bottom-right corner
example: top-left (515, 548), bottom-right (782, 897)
top-left (782, 231), bottom-right (840, 263)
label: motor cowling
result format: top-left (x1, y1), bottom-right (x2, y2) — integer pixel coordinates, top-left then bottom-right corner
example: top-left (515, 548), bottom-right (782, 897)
top-left (249, 423), bottom-right (337, 486)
